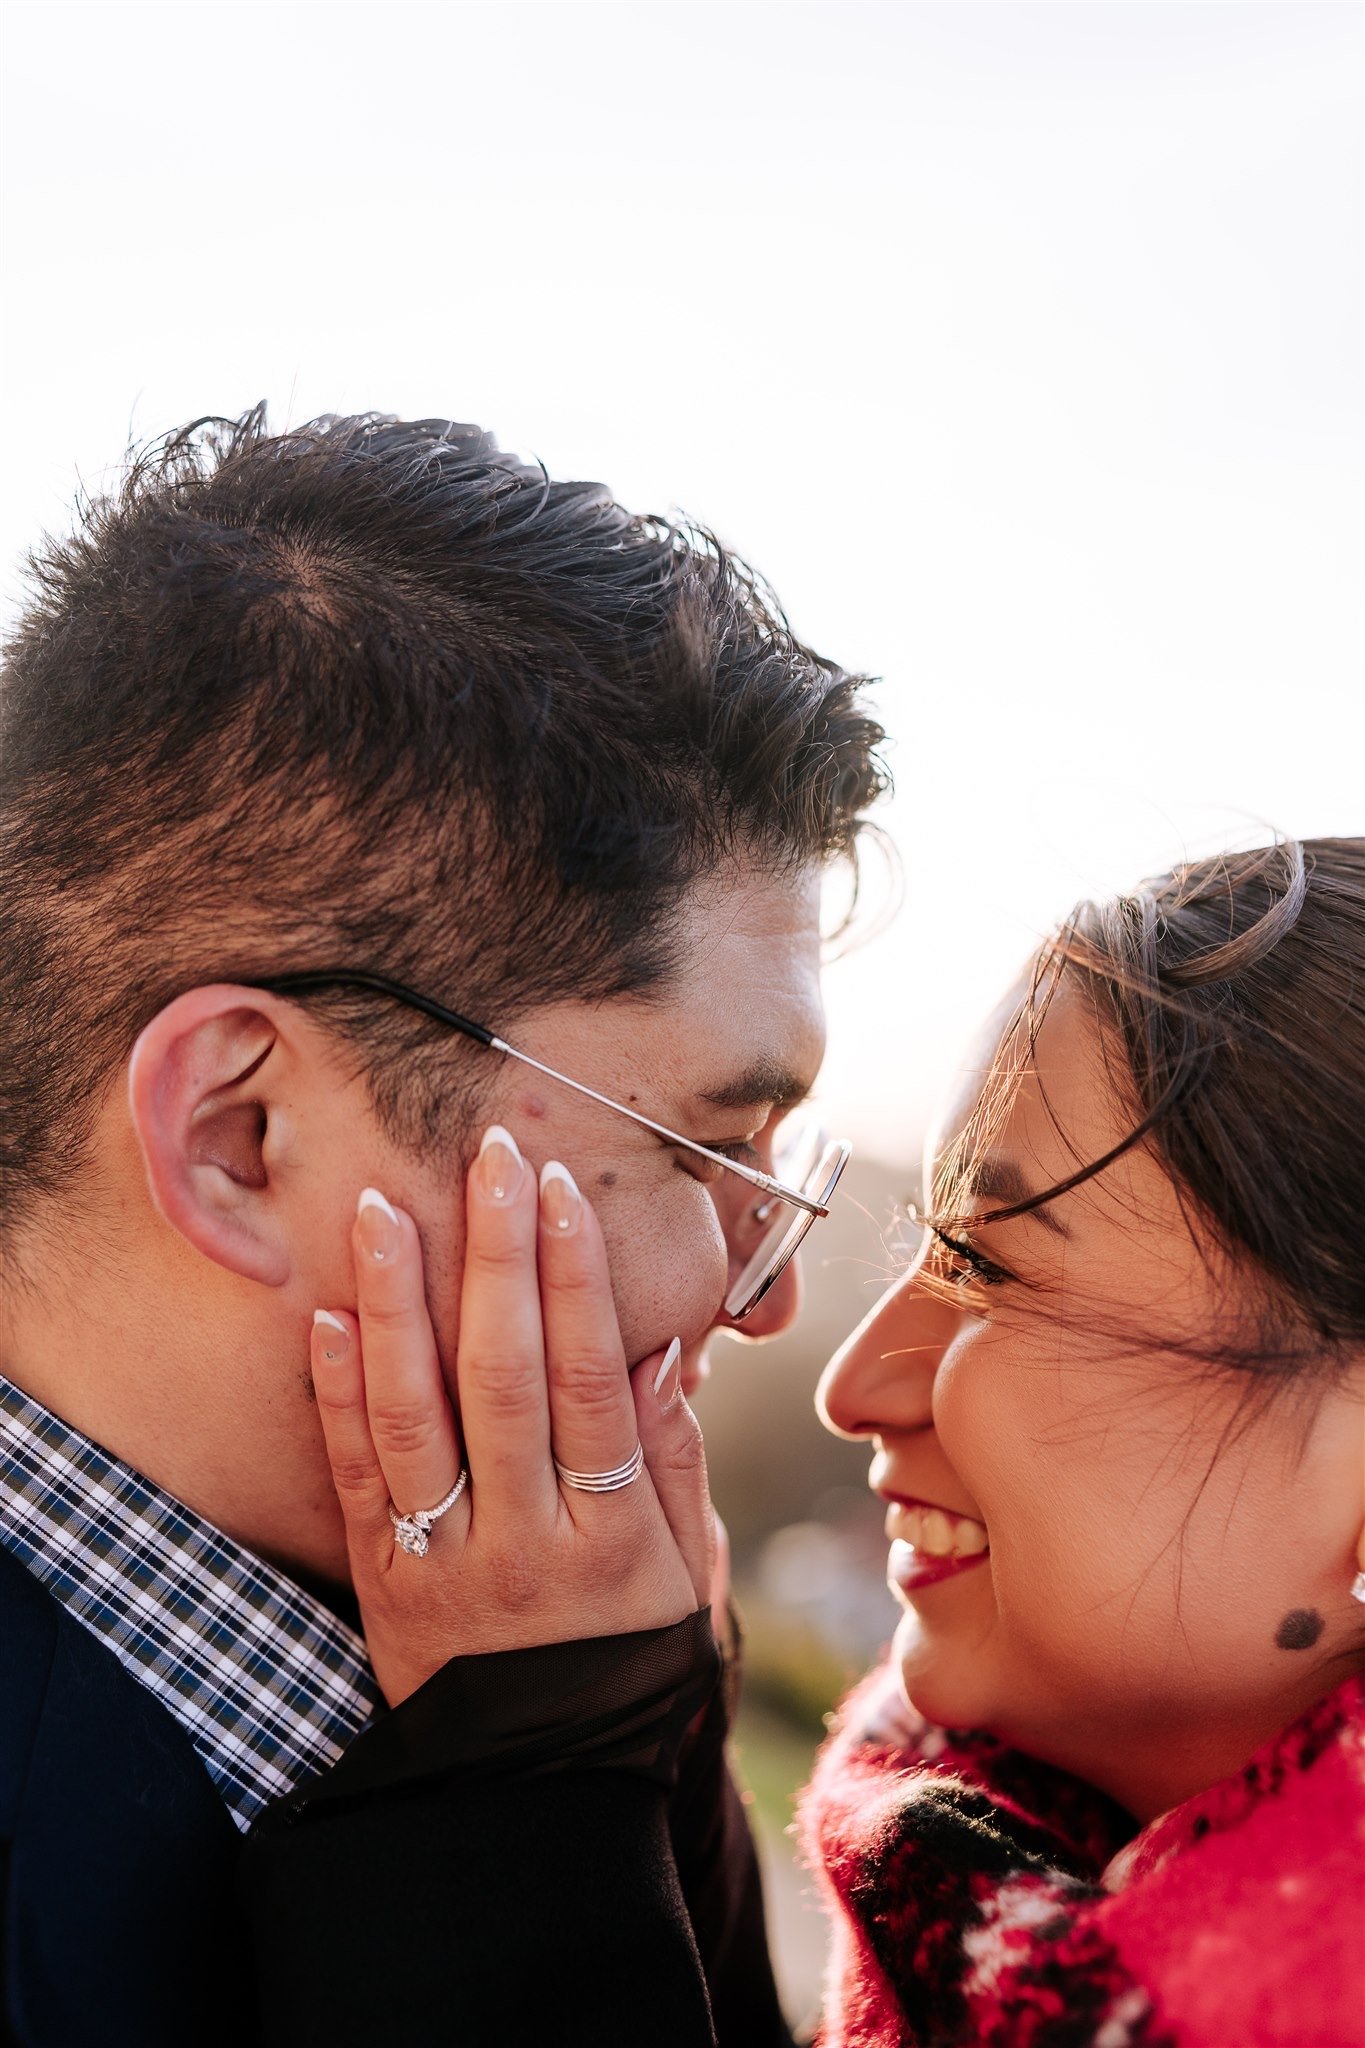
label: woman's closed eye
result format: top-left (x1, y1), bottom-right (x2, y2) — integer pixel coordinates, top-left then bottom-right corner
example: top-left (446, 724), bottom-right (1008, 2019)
top-left (929, 1222), bottom-right (1012, 1290)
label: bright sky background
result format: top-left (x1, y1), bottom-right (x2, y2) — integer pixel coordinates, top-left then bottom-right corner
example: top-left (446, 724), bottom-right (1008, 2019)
top-left (4, 0), bottom-right (1360, 1164)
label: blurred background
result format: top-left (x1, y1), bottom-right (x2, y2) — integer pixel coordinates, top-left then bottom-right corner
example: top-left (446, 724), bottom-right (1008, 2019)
top-left (3, 1), bottom-right (1360, 2025)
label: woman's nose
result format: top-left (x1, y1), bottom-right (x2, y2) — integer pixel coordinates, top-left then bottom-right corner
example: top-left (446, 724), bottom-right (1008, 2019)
top-left (816, 1269), bottom-right (961, 1441)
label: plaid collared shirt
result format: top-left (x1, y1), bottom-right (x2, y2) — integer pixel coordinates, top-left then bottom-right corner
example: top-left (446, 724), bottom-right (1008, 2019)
top-left (0, 1371), bottom-right (380, 1831)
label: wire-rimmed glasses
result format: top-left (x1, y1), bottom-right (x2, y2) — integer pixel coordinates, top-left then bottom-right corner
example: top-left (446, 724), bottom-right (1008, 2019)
top-left (255, 968), bottom-right (851, 1320)
top-left (724, 1121), bottom-right (851, 1320)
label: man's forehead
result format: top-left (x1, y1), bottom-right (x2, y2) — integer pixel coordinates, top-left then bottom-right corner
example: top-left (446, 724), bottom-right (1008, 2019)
top-left (657, 866), bottom-right (826, 1112)
top-left (677, 862), bottom-right (824, 955)
top-left (666, 945), bottom-right (826, 1109)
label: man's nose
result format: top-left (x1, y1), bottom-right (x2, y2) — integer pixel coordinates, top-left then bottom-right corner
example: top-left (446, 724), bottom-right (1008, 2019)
top-left (816, 1268), bottom-right (960, 1441)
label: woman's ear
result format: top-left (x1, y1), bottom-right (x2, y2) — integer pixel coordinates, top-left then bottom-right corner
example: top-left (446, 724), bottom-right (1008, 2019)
top-left (127, 986), bottom-right (295, 1286)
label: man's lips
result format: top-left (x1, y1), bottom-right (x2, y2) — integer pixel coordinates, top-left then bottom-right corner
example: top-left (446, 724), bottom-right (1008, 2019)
top-left (879, 1492), bottom-right (991, 1596)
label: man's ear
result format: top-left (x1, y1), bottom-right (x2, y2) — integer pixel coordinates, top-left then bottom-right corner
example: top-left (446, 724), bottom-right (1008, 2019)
top-left (128, 985), bottom-right (297, 1287)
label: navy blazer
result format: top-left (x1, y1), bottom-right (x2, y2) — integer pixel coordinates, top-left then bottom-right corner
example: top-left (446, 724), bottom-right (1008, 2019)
top-left (0, 1546), bottom-right (254, 2047)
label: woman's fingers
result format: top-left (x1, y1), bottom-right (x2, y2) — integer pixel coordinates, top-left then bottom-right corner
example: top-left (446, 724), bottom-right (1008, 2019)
top-left (309, 1309), bottom-right (391, 1552)
top-left (537, 1162), bottom-right (641, 1496)
top-left (633, 1341), bottom-right (716, 1607)
top-left (352, 1187), bottom-right (465, 1525)
top-left (455, 1128), bottom-right (553, 1506)
top-left (308, 1145), bottom-right (712, 1706)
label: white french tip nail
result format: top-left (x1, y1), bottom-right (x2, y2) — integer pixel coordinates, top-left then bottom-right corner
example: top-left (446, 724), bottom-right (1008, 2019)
top-left (479, 1124), bottom-right (523, 1163)
top-left (539, 1159), bottom-right (579, 1193)
top-left (357, 1187), bottom-right (399, 1224)
top-left (652, 1337), bottom-right (682, 1396)
top-left (313, 1310), bottom-right (348, 1335)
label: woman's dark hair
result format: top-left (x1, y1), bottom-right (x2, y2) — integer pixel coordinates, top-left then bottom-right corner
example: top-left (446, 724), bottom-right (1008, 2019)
top-left (0, 407), bottom-right (887, 1224)
top-left (935, 838), bottom-right (1365, 1373)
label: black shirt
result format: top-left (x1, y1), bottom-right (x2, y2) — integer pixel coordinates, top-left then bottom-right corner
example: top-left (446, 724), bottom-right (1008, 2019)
top-left (244, 1611), bottom-right (794, 2047)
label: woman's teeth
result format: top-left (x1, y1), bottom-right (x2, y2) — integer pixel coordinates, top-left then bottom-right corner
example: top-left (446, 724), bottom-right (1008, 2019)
top-left (886, 1501), bottom-right (989, 1559)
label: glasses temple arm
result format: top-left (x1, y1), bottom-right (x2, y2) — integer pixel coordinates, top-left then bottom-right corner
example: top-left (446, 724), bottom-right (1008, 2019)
top-left (491, 1040), bottom-right (828, 1217)
top-left (257, 970), bottom-right (499, 1047)
top-left (253, 970), bottom-right (827, 1220)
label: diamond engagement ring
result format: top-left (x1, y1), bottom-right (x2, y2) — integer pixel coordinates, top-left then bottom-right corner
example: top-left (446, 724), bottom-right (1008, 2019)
top-left (553, 1442), bottom-right (645, 1494)
top-left (388, 1468), bottom-right (469, 1557)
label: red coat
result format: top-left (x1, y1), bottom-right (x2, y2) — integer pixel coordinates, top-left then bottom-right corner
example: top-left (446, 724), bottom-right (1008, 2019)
top-left (800, 1664), bottom-right (1365, 2047)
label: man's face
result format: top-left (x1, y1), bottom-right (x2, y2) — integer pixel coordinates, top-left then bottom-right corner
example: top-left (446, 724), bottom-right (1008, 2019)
top-left (408, 863), bottom-right (827, 1401)
top-left (27, 861), bottom-right (827, 1591)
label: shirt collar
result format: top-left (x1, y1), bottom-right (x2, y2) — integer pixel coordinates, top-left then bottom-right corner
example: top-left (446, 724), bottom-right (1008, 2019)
top-left (0, 1372), bottom-right (380, 1830)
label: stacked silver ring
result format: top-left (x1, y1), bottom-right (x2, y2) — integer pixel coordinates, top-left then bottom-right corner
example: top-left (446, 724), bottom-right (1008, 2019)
top-left (553, 1442), bottom-right (645, 1493)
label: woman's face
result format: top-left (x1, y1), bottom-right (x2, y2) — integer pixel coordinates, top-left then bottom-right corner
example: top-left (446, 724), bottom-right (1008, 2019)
top-left (817, 987), bottom-right (1365, 1821)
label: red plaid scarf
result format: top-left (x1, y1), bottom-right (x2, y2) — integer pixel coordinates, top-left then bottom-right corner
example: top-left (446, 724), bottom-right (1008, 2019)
top-left (799, 1663), bottom-right (1365, 2047)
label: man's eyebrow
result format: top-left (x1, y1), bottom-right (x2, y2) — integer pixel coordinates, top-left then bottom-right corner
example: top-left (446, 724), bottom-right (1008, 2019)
top-left (969, 1156), bottom-right (1071, 1239)
top-left (695, 1062), bottom-right (813, 1115)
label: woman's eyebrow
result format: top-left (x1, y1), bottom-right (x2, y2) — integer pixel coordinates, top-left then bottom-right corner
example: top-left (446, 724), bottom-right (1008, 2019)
top-left (970, 1156), bottom-right (1071, 1238)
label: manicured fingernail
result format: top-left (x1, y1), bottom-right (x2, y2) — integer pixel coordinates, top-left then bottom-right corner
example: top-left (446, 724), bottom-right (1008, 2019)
top-left (652, 1337), bottom-right (682, 1402)
top-left (356, 1186), bottom-right (400, 1261)
top-left (539, 1160), bottom-right (581, 1235)
top-left (477, 1125), bottom-right (525, 1204)
top-left (313, 1310), bottom-right (351, 1361)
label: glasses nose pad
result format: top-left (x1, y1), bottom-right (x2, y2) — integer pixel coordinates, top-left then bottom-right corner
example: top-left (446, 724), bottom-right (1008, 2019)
top-left (724, 1122), bottom-right (819, 1264)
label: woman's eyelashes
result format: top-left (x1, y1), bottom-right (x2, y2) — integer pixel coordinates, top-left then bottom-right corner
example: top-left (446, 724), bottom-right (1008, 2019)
top-left (929, 1222), bottom-right (1012, 1290)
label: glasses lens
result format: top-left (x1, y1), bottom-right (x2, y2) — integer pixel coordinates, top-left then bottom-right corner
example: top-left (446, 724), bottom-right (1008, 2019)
top-left (724, 1133), bottom-right (851, 1320)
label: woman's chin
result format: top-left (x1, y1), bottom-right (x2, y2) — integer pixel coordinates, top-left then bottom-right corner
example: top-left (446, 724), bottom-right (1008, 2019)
top-left (892, 1606), bottom-right (995, 1733)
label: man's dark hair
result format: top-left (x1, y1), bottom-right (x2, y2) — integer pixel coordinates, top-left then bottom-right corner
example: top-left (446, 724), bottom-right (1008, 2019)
top-left (0, 407), bottom-right (886, 1220)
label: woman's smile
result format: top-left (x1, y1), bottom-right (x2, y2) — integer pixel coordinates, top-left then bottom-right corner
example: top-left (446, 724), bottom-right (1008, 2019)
top-left (880, 1492), bottom-right (992, 1595)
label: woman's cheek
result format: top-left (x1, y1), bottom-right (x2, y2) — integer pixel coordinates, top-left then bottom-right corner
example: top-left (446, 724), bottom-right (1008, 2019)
top-left (931, 1325), bottom-right (1014, 1519)
top-left (934, 1332), bottom-right (1108, 1671)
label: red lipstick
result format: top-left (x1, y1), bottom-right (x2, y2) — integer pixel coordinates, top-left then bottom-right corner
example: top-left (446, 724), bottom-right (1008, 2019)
top-left (880, 1492), bottom-right (990, 1599)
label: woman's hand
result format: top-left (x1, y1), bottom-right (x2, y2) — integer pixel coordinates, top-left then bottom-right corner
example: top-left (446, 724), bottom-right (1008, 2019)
top-left (309, 1126), bottom-right (716, 1705)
